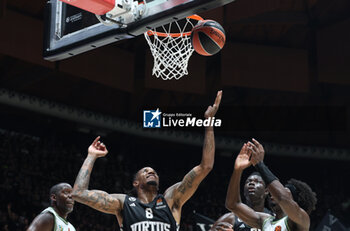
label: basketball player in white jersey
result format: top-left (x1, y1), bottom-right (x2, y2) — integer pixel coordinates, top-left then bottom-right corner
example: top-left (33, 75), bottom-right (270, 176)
top-left (27, 183), bottom-right (76, 231)
top-left (225, 139), bottom-right (317, 231)
top-left (71, 91), bottom-right (222, 231)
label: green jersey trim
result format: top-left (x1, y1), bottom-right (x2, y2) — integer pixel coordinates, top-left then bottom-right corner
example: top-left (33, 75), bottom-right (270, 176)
top-left (271, 216), bottom-right (287, 224)
top-left (47, 207), bottom-right (69, 225)
top-left (284, 217), bottom-right (291, 231)
top-left (262, 216), bottom-right (274, 229)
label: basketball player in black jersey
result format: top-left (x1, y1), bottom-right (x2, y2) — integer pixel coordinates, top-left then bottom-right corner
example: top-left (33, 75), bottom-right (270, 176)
top-left (210, 172), bottom-right (271, 231)
top-left (72, 91), bottom-right (222, 231)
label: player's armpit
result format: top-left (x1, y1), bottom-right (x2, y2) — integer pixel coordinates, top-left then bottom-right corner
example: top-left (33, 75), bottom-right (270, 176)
top-left (165, 166), bottom-right (208, 208)
top-left (73, 190), bottom-right (125, 215)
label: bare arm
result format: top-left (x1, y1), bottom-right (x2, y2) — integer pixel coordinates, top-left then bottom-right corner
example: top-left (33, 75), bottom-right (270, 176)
top-left (72, 137), bottom-right (125, 215)
top-left (249, 139), bottom-right (310, 229)
top-left (27, 213), bottom-right (54, 231)
top-left (225, 144), bottom-right (269, 229)
top-left (165, 91), bottom-right (222, 210)
top-left (268, 181), bottom-right (310, 229)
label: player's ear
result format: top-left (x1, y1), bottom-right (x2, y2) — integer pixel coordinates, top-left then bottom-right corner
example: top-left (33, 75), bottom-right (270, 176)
top-left (50, 194), bottom-right (57, 203)
top-left (133, 180), bottom-right (139, 188)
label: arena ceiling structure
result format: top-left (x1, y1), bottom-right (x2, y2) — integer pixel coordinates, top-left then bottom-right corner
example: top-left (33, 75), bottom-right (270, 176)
top-left (1, 0), bottom-right (350, 160)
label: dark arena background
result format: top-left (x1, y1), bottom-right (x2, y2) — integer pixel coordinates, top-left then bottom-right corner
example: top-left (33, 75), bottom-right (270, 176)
top-left (1, 0), bottom-right (350, 230)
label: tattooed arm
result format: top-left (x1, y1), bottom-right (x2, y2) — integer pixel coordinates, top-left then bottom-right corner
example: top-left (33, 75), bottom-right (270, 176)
top-left (164, 91), bottom-right (222, 223)
top-left (72, 137), bottom-right (125, 215)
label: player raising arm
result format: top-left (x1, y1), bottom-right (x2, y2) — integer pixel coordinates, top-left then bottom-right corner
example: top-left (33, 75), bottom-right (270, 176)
top-left (225, 139), bottom-right (317, 231)
top-left (72, 91), bottom-right (222, 231)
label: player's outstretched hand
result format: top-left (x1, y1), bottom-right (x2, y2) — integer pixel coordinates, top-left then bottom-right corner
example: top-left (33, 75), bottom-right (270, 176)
top-left (248, 138), bottom-right (265, 166)
top-left (234, 143), bottom-right (252, 171)
top-left (204, 90), bottom-right (222, 119)
top-left (88, 136), bottom-right (108, 158)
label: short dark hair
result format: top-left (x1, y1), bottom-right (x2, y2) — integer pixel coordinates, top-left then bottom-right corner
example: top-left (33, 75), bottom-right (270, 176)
top-left (287, 178), bottom-right (317, 214)
top-left (132, 167), bottom-right (159, 182)
top-left (248, 171), bottom-right (262, 178)
top-left (49, 183), bottom-right (68, 204)
top-left (247, 171), bottom-right (265, 186)
top-left (129, 168), bottom-right (159, 197)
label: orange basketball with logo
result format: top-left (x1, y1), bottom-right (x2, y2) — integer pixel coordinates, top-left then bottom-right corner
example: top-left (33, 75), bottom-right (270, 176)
top-left (191, 20), bottom-right (226, 56)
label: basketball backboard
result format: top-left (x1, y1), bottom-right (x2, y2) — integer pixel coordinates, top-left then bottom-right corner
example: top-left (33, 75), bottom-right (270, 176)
top-left (43, 0), bottom-right (235, 61)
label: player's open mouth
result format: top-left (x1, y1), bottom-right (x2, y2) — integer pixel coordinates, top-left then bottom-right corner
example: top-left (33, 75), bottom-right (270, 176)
top-left (248, 187), bottom-right (255, 192)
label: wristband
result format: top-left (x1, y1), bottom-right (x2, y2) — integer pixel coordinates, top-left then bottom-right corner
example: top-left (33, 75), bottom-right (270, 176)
top-left (254, 162), bottom-right (278, 186)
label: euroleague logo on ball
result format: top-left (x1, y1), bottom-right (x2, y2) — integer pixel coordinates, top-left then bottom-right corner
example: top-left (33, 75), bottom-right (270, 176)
top-left (274, 226), bottom-right (282, 231)
top-left (209, 28), bottom-right (225, 44)
top-left (191, 19), bottom-right (226, 56)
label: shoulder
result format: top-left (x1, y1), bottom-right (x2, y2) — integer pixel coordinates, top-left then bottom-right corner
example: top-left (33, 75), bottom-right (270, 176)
top-left (123, 195), bottom-right (136, 202)
top-left (111, 193), bottom-right (127, 209)
top-left (27, 212), bottom-right (55, 231)
top-left (36, 212), bottom-right (55, 223)
top-left (68, 222), bottom-right (77, 231)
top-left (114, 193), bottom-right (127, 201)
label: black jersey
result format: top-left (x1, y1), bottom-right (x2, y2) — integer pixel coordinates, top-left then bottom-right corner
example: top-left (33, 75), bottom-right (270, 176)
top-left (234, 208), bottom-right (272, 231)
top-left (234, 216), bottom-right (256, 231)
top-left (122, 195), bottom-right (178, 231)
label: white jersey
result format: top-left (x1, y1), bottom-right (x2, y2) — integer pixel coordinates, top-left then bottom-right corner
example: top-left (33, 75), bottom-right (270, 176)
top-left (262, 216), bottom-right (289, 231)
top-left (41, 207), bottom-right (76, 231)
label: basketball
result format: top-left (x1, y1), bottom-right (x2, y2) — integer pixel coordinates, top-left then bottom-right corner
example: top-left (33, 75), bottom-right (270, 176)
top-left (191, 20), bottom-right (226, 56)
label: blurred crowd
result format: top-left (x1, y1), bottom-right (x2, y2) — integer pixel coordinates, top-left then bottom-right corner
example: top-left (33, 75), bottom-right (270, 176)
top-left (0, 128), bottom-right (349, 231)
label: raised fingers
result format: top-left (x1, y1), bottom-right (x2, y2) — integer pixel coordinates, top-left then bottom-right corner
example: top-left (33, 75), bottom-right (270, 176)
top-left (252, 138), bottom-right (260, 146)
top-left (92, 136), bottom-right (100, 146)
top-left (213, 90), bottom-right (222, 108)
top-left (239, 143), bottom-right (247, 154)
top-left (252, 138), bottom-right (264, 152)
top-left (247, 141), bottom-right (258, 152)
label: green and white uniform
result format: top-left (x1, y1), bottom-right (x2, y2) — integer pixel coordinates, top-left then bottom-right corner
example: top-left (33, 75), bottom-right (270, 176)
top-left (262, 216), bottom-right (290, 231)
top-left (41, 207), bottom-right (76, 231)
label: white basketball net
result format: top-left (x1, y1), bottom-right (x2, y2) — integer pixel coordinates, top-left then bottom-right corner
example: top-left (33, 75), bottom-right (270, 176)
top-left (144, 16), bottom-right (201, 80)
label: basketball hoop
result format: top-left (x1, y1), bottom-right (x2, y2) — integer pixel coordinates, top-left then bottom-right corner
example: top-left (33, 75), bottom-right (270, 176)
top-left (144, 15), bottom-right (203, 80)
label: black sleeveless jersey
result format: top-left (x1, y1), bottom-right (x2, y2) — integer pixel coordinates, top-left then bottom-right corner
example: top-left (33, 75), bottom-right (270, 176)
top-left (234, 208), bottom-right (272, 231)
top-left (234, 216), bottom-right (256, 231)
top-left (122, 195), bottom-right (179, 231)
